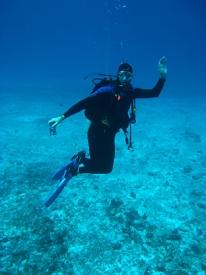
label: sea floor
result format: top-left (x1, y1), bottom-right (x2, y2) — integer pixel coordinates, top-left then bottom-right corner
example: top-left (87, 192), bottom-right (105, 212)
top-left (1, 87), bottom-right (206, 275)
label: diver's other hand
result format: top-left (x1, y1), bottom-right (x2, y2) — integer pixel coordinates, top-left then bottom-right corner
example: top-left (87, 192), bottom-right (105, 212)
top-left (48, 115), bottom-right (65, 127)
top-left (158, 56), bottom-right (167, 79)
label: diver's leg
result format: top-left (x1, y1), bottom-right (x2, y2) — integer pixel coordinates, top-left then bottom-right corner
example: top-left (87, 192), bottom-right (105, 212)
top-left (79, 124), bottom-right (115, 174)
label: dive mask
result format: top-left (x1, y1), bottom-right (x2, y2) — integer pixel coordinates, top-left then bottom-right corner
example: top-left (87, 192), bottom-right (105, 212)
top-left (118, 70), bottom-right (133, 84)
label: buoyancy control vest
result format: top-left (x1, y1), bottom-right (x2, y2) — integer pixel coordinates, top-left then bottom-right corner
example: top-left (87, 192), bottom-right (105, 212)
top-left (84, 76), bottom-right (136, 150)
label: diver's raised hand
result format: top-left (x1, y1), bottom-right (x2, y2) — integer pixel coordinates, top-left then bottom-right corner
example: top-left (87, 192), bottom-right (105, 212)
top-left (48, 115), bottom-right (65, 127)
top-left (158, 56), bottom-right (167, 79)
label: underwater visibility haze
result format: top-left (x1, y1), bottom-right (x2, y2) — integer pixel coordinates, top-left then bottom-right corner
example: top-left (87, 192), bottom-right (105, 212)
top-left (0, 0), bottom-right (206, 274)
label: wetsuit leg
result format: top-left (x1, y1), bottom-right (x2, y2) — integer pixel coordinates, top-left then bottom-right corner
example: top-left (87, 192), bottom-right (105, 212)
top-left (79, 123), bottom-right (115, 174)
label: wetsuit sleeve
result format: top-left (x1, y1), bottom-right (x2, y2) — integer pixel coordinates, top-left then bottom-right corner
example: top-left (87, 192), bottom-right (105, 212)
top-left (63, 92), bottom-right (112, 118)
top-left (63, 98), bottom-right (90, 118)
top-left (133, 78), bottom-right (166, 98)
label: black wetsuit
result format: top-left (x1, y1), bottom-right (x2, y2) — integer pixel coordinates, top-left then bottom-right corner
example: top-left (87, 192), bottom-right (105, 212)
top-left (63, 78), bottom-right (166, 174)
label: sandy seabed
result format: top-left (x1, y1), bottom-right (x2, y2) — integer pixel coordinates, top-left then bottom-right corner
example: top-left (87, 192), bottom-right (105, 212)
top-left (1, 87), bottom-right (206, 275)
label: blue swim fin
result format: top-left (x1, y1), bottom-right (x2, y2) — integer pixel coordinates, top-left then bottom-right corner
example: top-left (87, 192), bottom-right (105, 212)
top-left (43, 158), bottom-right (79, 207)
top-left (42, 172), bottom-right (72, 207)
top-left (52, 160), bottom-right (73, 180)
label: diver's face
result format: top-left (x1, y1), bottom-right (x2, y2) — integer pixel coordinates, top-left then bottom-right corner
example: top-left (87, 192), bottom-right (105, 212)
top-left (118, 70), bottom-right (133, 90)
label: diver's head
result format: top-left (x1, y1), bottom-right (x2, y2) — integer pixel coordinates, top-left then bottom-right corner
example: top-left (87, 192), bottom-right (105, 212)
top-left (117, 63), bottom-right (133, 90)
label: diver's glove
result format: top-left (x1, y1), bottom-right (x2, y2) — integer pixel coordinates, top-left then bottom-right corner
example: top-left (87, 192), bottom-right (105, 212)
top-left (158, 56), bottom-right (167, 79)
top-left (48, 115), bottom-right (65, 127)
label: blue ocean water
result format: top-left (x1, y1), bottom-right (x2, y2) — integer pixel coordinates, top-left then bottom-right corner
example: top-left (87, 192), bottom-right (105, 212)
top-left (1, 0), bottom-right (206, 274)
top-left (1, 0), bottom-right (206, 94)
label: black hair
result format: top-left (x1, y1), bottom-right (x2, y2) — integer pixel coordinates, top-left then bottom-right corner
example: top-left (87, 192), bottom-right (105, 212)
top-left (118, 63), bottom-right (133, 74)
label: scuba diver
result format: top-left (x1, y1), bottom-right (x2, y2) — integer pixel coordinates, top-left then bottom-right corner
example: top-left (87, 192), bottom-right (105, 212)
top-left (43, 56), bottom-right (167, 207)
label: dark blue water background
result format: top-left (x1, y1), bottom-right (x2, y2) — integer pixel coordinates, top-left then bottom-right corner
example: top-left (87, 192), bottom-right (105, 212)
top-left (0, 0), bottom-right (205, 98)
